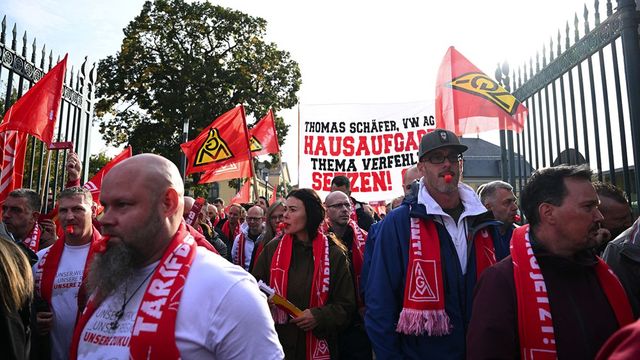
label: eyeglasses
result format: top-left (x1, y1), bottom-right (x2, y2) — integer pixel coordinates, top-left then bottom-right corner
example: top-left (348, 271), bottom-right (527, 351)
top-left (421, 153), bottom-right (462, 164)
top-left (326, 202), bottom-right (352, 210)
top-left (246, 217), bottom-right (263, 222)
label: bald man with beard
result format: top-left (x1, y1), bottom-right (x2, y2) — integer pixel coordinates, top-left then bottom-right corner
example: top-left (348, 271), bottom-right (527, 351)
top-left (71, 154), bottom-right (283, 359)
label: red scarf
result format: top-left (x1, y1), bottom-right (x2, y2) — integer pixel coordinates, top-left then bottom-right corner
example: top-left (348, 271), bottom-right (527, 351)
top-left (221, 220), bottom-right (239, 242)
top-left (512, 225), bottom-right (633, 359)
top-left (23, 222), bottom-right (41, 252)
top-left (185, 197), bottom-right (205, 227)
top-left (235, 232), bottom-right (247, 268)
top-left (347, 220), bottom-right (367, 307)
top-left (349, 199), bottom-right (358, 224)
top-left (35, 226), bottom-right (102, 312)
top-left (270, 232), bottom-right (331, 360)
top-left (69, 223), bottom-right (197, 360)
top-left (396, 217), bottom-right (496, 336)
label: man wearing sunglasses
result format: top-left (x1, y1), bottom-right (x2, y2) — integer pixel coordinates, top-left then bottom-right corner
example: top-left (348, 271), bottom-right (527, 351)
top-left (365, 129), bottom-right (503, 359)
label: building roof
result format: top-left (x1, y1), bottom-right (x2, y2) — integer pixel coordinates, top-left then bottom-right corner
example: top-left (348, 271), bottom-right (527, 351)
top-left (460, 137), bottom-right (533, 178)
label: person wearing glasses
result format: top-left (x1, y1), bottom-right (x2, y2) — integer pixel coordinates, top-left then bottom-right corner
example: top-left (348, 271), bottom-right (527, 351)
top-left (330, 175), bottom-right (375, 231)
top-left (325, 190), bottom-right (372, 359)
top-left (231, 205), bottom-right (266, 271)
top-left (364, 129), bottom-right (503, 359)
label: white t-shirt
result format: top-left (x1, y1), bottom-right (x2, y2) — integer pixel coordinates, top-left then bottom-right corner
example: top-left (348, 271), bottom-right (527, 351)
top-left (77, 247), bottom-right (284, 359)
top-left (33, 242), bottom-right (91, 360)
top-left (418, 182), bottom-right (488, 274)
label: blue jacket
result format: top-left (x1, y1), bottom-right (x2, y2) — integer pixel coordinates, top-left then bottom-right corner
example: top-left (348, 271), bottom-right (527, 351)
top-left (360, 220), bottom-right (380, 301)
top-left (364, 196), bottom-right (502, 360)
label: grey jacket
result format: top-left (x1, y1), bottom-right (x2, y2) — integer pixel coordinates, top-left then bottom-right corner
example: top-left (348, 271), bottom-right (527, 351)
top-left (603, 223), bottom-right (640, 318)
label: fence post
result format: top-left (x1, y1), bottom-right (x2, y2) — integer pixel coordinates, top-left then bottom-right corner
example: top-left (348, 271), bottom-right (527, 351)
top-left (617, 0), bottom-right (640, 208)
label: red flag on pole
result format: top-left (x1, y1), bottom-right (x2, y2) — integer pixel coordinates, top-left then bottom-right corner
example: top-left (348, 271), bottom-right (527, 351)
top-left (269, 176), bottom-right (279, 205)
top-left (249, 109), bottom-right (280, 156)
top-left (435, 46), bottom-right (527, 135)
top-left (198, 160), bottom-right (254, 184)
top-left (0, 55), bottom-right (67, 145)
top-left (180, 106), bottom-right (252, 176)
top-left (0, 131), bottom-right (28, 211)
top-left (230, 179), bottom-right (252, 205)
top-left (83, 146), bottom-right (132, 210)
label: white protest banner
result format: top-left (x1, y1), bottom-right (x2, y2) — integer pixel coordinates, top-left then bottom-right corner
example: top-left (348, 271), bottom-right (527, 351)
top-left (298, 101), bottom-right (436, 202)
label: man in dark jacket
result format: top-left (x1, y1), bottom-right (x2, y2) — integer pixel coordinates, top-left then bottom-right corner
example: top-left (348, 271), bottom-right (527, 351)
top-left (365, 129), bottom-right (503, 359)
top-left (468, 165), bottom-right (633, 359)
top-left (325, 190), bottom-right (372, 359)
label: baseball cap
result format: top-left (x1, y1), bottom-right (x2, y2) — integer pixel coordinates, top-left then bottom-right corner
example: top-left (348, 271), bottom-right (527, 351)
top-left (418, 129), bottom-right (468, 160)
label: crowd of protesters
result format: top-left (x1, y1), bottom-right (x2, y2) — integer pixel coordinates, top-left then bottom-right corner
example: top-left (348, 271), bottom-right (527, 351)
top-left (2, 129), bottom-right (640, 359)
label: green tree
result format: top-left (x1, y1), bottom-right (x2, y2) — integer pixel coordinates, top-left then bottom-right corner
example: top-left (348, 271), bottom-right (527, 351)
top-left (95, 0), bottom-right (301, 169)
top-left (88, 152), bottom-right (112, 179)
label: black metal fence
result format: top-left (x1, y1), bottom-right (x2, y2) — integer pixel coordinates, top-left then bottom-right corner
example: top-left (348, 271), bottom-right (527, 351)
top-left (496, 0), bottom-right (640, 208)
top-left (0, 15), bottom-right (96, 212)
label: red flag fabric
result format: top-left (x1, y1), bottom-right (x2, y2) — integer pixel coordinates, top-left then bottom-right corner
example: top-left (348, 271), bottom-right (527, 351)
top-left (249, 109), bottom-right (280, 156)
top-left (0, 131), bottom-right (28, 210)
top-left (83, 146), bottom-right (132, 210)
top-left (198, 159), bottom-right (254, 184)
top-left (230, 179), bottom-right (252, 205)
top-left (269, 176), bottom-right (279, 205)
top-left (180, 106), bottom-right (252, 176)
top-left (435, 46), bottom-right (527, 135)
top-left (0, 55), bottom-right (67, 145)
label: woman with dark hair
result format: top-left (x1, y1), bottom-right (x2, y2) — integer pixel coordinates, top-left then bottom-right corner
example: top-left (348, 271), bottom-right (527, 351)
top-left (0, 236), bottom-right (34, 359)
top-left (253, 188), bottom-right (355, 359)
top-left (264, 200), bottom-right (286, 244)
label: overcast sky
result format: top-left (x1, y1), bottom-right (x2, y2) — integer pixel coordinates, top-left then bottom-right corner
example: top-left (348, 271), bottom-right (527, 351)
top-left (3, 0), bottom-right (595, 182)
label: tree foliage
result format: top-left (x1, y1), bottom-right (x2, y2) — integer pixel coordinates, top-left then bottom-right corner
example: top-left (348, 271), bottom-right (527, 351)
top-left (95, 0), bottom-right (301, 166)
top-left (88, 152), bottom-right (112, 179)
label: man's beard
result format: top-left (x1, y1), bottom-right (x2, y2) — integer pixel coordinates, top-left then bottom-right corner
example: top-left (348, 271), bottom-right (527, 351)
top-left (86, 241), bottom-right (136, 301)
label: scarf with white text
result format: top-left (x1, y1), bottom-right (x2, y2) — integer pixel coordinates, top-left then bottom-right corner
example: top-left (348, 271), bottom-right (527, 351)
top-left (511, 225), bottom-right (633, 359)
top-left (69, 223), bottom-right (197, 359)
top-left (270, 231), bottom-right (331, 360)
top-left (396, 217), bottom-right (496, 336)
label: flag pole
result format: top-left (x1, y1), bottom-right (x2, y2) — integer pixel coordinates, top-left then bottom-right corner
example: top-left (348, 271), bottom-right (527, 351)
top-left (250, 155), bottom-right (259, 203)
top-left (278, 153), bottom-right (285, 198)
top-left (39, 147), bottom-right (53, 211)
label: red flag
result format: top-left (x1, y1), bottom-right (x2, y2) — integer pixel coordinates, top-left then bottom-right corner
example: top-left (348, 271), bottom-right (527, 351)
top-left (269, 176), bottom-right (279, 205)
top-left (83, 146), bottom-right (132, 209)
top-left (249, 109), bottom-right (280, 156)
top-left (198, 160), bottom-right (254, 184)
top-left (0, 55), bottom-right (67, 145)
top-left (435, 46), bottom-right (527, 135)
top-left (0, 131), bottom-right (28, 210)
top-left (180, 106), bottom-right (252, 176)
top-left (230, 179), bottom-right (251, 205)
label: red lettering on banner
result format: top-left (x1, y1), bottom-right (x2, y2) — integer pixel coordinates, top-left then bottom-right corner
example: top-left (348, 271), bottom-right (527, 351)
top-left (383, 134), bottom-right (393, 154)
top-left (343, 136), bottom-right (354, 156)
top-left (355, 136), bottom-right (370, 156)
top-left (394, 133), bottom-right (404, 152)
top-left (304, 136), bottom-right (314, 155)
top-left (328, 137), bottom-right (341, 156)
top-left (304, 131), bottom-right (427, 157)
top-left (311, 171), bottom-right (392, 193)
top-left (316, 136), bottom-right (327, 155)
